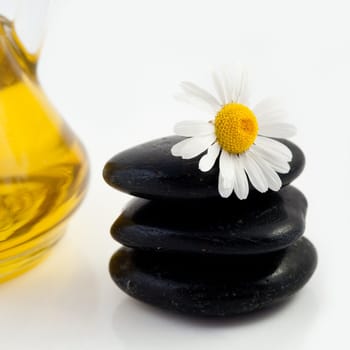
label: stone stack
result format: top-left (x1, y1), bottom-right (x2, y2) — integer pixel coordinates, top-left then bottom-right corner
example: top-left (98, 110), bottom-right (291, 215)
top-left (103, 136), bottom-right (317, 317)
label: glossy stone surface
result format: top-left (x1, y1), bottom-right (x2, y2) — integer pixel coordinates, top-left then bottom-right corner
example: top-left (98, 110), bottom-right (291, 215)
top-left (103, 136), bottom-right (305, 200)
top-left (111, 186), bottom-right (307, 255)
top-left (110, 237), bottom-right (317, 317)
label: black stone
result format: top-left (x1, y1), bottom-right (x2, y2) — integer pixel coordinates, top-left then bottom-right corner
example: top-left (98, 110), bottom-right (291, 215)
top-left (111, 186), bottom-right (307, 255)
top-left (110, 237), bottom-right (317, 317)
top-left (103, 136), bottom-right (305, 200)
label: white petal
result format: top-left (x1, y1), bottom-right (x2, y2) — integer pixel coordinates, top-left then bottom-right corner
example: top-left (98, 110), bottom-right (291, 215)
top-left (230, 71), bottom-right (239, 102)
top-left (174, 120), bottom-right (214, 137)
top-left (248, 151), bottom-right (282, 191)
top-left (259, 122), bottom-right (297, 138)
top-left (260, 165), bottom-right (282, 191)
top-left (212, 71), bottom-right (226, 105)
top-left (171, 138), bottom-right (192, 157)
top-left (253, 97), bottom-right (287, 122)
top-left (235, 69), bottom-right (250, 105)
top-left (255, 136), bottom-right (293, 161)
top-left (232, 156), bottom-right (249, 199)
top-left (240, 152), bottom-right (268, 193)
top-left (179, 134), bottom-right (216, 159)
top-left (257, 110), bottom-right (289, 125)
top-left (219, 150), bottom-right (235, 181)
top-left (222, 71), bottom-right (234, 104)
top-left (250, 145), bottom-right (291, 174)
top-left (218, 173), bottom-right (234, 198)
top-left (180, 81), bottom-right (221, 111)
top-left (199, 142), bottom-right (221, 172)
top-left (175, 93), bottom-right (218, 114)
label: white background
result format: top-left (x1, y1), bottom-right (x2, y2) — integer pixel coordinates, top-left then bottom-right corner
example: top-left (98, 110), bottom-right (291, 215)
top-left (1, 0), bottom-right (349, 349)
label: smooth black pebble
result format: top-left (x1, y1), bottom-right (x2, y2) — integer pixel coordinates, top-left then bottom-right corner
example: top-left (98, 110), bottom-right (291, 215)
top-left (111, 186), bottom-right (307, 255)
top-left (103, 136), bottom-right (305, 200)
top-left (110, 237), bottom-right (317, 317)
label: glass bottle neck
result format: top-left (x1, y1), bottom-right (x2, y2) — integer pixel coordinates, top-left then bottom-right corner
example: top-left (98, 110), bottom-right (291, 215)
top-left (0, 0), bottom-right (50, 82)
top-left (13, 0), bottom-right (50, 60)
top-left (0, 15), bottom-right (36, 86)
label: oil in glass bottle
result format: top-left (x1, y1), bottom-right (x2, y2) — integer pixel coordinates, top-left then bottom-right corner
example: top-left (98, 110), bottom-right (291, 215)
top-left (0, 0), bottom-right (89, 282)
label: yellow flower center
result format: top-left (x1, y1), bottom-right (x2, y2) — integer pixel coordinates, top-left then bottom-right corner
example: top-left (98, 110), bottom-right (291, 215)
top-left (214, 103), bottom-right (258, 154)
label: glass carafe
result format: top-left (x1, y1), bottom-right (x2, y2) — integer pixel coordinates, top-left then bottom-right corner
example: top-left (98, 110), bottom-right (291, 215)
top-left (0, 0), bottom-right (89, 282)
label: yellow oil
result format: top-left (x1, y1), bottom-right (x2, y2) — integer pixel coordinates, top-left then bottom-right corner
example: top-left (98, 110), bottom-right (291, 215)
top-left (0, 18), bottom-right (88, 282)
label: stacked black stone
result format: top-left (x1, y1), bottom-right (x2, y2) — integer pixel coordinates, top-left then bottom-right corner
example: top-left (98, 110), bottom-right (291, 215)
top-left (103, 136), bottom-right (317, 317)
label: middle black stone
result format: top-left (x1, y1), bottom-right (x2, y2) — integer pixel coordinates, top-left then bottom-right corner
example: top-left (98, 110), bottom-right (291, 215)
top-left (111, 186), bottom-right (307, 255)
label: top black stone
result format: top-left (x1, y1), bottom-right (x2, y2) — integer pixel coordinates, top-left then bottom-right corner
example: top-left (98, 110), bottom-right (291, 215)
top-left (103, 136), bottom-right (305, 200)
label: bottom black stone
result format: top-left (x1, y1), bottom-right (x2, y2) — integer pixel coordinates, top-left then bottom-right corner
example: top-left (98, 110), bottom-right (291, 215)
top-left (110, 237), bottom-right (317, 317)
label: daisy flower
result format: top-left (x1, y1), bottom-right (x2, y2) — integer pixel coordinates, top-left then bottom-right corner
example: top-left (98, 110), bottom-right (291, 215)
top-left (171, 68), bottom-right (296, 200)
